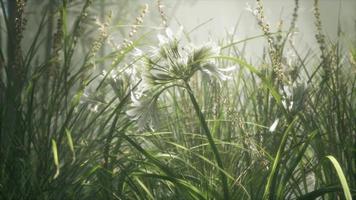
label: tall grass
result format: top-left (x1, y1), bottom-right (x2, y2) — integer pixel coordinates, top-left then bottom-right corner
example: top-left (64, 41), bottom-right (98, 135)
top-left (0, 0), bottom-right (355, 199)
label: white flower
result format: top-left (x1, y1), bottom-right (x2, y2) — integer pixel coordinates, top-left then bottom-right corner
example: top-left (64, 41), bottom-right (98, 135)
top-left (142, 28), bottom-right (236, 85)
top-left (282, 99), bottom-right (294, 111)
top-left (132, 47), bottom-right (143, 57)
top-left (269, 118), bottom-right (279, 132)
top-left (165, 28), bottom-right (174, 41)
top-left (157, 26), bottom-right (183, 47)
top-left (127, 27), bottom-right (236, 129)
top-left (89, 104), bottom-right (99, 113)
top-left (245, 2), bottom-right (258, 16)
top-left (126, 92), bottom-right (159, 130)
top-left (281, 81), bottom-right (308, 112)
top-left (284, 49), bottom-right (297, 66)
top-left (157, 34), bottom-right (169, 46)
top-left (208, 41), bottom-right (220, 55)
top-left (283, 85), bottom-right (293, 98)
top-left (201, 64), bottom-right (236, 81)
top-left (101, 69), bottom-right (118, 81)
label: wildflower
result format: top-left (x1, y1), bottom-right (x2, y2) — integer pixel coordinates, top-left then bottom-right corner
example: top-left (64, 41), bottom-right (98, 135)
top-left (132, 48), bottom-right (143, 57)
top-left (89, 104), bottom-right (99, 113)
top-left (201, 64), bottom-right (236, 81)
top-left (140, 27), bottom-right (234, 88)
top-left (281, 81), bottom-right (308, 112)
top-left (157, 26), bottom-right (183, 47)
top-left (126, 91), bottom-right (159, 130)
top-left (282, 99), bottom-right (294, 111)
top-left (269, 118), bottom-right (279, 132)
top-left (127, 27), bottom-right (235, 129)
top-left (245, 2), bottom-right (258, 16)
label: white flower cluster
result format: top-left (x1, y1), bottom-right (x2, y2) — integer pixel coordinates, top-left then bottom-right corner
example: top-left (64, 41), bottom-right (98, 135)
top-left (281, 81), bottom-right (308, 113)
top-left (127, 27), bottom-right (236, 130)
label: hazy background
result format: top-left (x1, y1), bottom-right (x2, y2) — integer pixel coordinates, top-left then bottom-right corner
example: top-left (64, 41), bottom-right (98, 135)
top-left (3, 0), bottom-right (355, 65)
top-left (163, 0), bottom-right (356, 60)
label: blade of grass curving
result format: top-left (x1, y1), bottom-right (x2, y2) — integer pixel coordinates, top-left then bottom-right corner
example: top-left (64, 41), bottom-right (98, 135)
top-left (188, 18), bottom-right (214, 34)
top-left (325, 155), bottom-right (352, 200)
top-left (134, 177), bottom-right (155, 200)
top-left (297, 185), bottom-right (355, 200)
top-left (221, 32), bottom-right (282, 50)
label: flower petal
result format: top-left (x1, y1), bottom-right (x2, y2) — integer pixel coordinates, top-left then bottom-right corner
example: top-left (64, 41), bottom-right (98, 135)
top-left (157, 34), bottom-right (168, 46)
top-left (165, 28), bottom-right (174, 40)
top-left (269, 118), bottom-right (279, 132)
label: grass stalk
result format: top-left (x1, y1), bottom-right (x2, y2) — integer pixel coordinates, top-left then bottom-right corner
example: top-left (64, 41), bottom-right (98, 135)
top-left (184, 81), bottom-right (230, 200)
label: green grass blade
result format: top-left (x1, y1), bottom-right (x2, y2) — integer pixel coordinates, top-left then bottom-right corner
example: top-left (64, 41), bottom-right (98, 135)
top-left (326, 155), bottom-right (352, 200)
top-left (65, 129), bottom-right (76, 164)
top-left (276, 130), bottom-right (318, 198)
top-left (136, 173), bottom-right (206, 200)
top-left (51, 139), bottom-right (60, 179)
top-left (134, 177), bottom-right (155, 200)
top-left (263, 117), bottom-right (298, 200)
top-left (215, 55), bottom-right (282, 104)
top-left (184, 81), bottom-right (230, 200)
top-left (297, 185), bottom-right (355, 200)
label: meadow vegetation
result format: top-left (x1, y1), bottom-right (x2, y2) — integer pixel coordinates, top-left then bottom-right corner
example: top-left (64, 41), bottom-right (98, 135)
top-left (0, 0), bottom-right (355, 199)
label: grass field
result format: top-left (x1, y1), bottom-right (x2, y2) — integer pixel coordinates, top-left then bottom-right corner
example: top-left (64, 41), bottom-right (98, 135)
top-left (0, 0), bottom-right (355, 199)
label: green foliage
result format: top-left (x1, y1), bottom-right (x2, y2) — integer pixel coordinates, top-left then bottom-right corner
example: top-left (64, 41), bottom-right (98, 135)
top-left (326, 156), bottom-right (352, 200)
top-left (0, 0), bottom-right (355, 199)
